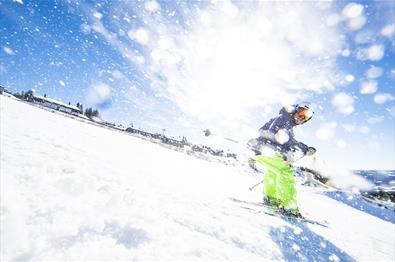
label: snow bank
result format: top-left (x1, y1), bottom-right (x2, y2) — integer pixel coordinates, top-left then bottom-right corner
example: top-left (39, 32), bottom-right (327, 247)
top-left (1, 95), bottom-right (394, 261)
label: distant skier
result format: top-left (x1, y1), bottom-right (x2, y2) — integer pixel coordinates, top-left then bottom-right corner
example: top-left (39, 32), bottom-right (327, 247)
top-left (248, 103), bottom-right (316, 217)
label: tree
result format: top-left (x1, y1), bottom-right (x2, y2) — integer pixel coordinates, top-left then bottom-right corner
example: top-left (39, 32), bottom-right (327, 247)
top-left (24, 90), bottom-right (34, 101)
top-left (84, 107), bottom-right (100, 118)
top-left (92, 109), bottom-right (99, 117)
top-left (76, 102), bottom-right (83, 113)
top-left (84, 107), bottom-right (92, 117)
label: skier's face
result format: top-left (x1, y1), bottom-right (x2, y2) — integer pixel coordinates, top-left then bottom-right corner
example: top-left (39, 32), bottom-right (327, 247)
top-left (293, 114), bottom-right (306, 125)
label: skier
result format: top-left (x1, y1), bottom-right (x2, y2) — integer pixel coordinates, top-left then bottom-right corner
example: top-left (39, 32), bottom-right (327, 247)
top-left (248, 103), bottom-right (316, 217)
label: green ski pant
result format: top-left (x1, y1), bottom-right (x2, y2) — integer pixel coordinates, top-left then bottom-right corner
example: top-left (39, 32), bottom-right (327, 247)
top-left (253, 154), bottom-right (298, 210)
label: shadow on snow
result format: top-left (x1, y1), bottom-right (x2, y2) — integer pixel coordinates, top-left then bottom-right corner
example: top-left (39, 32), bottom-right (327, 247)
top-left (269, 220), bottom-right (355, 262)
top-left (324, 191), bottom-right (395, 224)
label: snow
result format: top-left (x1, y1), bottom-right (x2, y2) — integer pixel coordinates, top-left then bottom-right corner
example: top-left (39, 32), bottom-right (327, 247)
top-left (128, 29), bottom-right (150, 46)
top-left (340, 49), bottom-right (351, 57)
top-left (367, 115), bottom-right (385, 125)
top-left (381, 24), bottom-right (395, 37)
top-left (87, 83), bottom-right (112, 108)
top-left (347, 16), bottom-right (366, 31)
top-left (315, 122), bottom-right (337, 141)
top-left (332, 93), bottom-right (355, 115)
top-left (3, 47), bottom-right (15, 55)
top-left (357, 45), bottom-right (385, 62)
top-left (144, 0), bottom-right (160, 13)
top-left (345, 74), bottom-right (355, 83)
top-left (365, 67), bottom-right (383, 79)
top-left (342, 3), bottom-right (364, 19)
top-left (374, 93), bottom-right (395, 104)
top-left (88, 1), bottom-right (344, 135)
top-left (1, 95), bottom-right (394, 261)
top-left (341, 3), bottom-right (366, 31)
top-left (336, 139), bottom-right (347, 149)
top-left (93, 11), bottom-right (103, 20)
top-left (367, 45), bottom-right (385, 61)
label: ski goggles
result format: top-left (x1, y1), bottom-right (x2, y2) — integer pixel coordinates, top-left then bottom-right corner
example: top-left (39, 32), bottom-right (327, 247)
top-left (296, 107), bottom-right (314, 122)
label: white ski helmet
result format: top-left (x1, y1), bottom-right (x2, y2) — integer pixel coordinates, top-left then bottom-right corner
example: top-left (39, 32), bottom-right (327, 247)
top-left (294, 103), bottom-right (314, 123)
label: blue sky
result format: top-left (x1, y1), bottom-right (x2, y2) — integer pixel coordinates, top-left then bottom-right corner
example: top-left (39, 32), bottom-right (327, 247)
top-left (1, 0), bottom-right (394, 170)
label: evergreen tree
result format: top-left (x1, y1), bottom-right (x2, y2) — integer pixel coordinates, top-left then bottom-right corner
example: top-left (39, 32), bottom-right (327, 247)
top-left (84, 107), bottom-right (100, 118)
top-left (85, 107), bottom-right (93, 117)
top-left (92, 109), bottom-right (99, 117)
top-left (76, 103), bottom-right (83, 113)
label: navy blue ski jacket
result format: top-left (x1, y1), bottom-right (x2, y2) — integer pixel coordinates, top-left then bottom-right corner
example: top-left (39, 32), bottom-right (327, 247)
top-left (252, 106), bottom-right (309, 154)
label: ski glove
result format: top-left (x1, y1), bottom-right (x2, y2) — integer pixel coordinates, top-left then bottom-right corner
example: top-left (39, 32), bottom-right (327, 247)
top-left (305, 147), bottom-right (316, 156)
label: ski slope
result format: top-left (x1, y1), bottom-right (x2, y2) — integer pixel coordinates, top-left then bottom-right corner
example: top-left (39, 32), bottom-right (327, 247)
top-left (1, 95), bottom-right (394, 261)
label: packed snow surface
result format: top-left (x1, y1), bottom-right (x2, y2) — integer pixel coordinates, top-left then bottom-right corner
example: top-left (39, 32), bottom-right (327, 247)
top-left (1, 96), bottom-right (394, 261)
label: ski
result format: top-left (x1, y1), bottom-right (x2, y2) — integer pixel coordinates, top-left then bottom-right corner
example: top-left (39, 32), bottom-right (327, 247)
top-left (230, 198), bottom-right (329, 227)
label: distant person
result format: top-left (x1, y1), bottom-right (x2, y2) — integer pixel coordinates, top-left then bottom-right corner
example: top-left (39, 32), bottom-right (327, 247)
top-left (248, 103), bottom-right (316, 217)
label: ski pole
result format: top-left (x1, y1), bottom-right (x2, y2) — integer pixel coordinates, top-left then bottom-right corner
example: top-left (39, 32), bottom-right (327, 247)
top-left (292, 154), bottom-right (305, 163)
top-left (249, 179), bottom-right (264, 191)
top-left (203, 129), bottom-right (241, 144)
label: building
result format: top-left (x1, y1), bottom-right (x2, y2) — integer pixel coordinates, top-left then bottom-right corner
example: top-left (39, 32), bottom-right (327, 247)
top-left (125, 127), bottom-right (153, 138)
top-left (26, 91), bottom-right (82, 115)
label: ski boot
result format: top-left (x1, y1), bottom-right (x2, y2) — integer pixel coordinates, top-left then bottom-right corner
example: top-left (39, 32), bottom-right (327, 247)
top-left (264, 197), bottom-right (303, 218)
top-left (278, 207), bottom-right (303, 218)
top-left (263, 196), bottom-right (282, 207)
